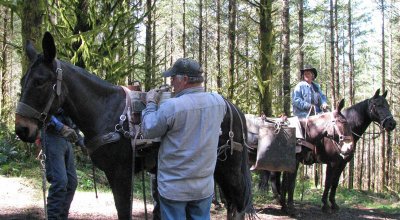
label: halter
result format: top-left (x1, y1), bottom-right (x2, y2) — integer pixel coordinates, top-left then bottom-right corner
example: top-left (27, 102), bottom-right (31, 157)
top-left (16, 59), bottom-right (63, 124)
top-left (368, 98), bottom-right (394, 128)
top-left (324, 113), bottom-right (353, 156)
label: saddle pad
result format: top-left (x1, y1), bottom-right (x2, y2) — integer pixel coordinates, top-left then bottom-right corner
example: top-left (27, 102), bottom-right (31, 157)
top-left (126, 90), bottom-right (146, 112)
top-left (287, 116), bottom-right (304, 139)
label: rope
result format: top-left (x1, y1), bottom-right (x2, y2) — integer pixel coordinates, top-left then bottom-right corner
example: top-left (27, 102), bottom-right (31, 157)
top-left (40, 124), bottom-right (48, 220)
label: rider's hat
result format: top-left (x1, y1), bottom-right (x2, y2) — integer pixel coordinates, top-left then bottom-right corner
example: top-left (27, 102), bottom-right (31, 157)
top-left (300, 65), bottom-right (318, 79)
top-left (162, 58), bottom-right (203, 77)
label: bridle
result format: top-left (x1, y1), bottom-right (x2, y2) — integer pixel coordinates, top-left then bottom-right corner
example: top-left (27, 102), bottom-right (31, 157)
top-left (324, 113), bottom-right (352, 145)
top-left (368, 98), bottom-right (394, 128)
top-left (16, 59), bottom-right (63, 124)
top-left (352, 98), bottom-right (394, 139)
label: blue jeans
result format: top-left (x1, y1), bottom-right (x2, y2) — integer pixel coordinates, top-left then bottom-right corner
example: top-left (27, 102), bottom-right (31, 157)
top-left (159, 195), bottom-right (213, 220)
top-left (43, 131), bottom-right (77, 220)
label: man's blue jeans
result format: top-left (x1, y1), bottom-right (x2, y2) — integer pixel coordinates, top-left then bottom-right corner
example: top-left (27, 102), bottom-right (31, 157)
top-left (159, 195), bottom-right (213, 220)
top-left (43, 132), bottom-right (77, 220)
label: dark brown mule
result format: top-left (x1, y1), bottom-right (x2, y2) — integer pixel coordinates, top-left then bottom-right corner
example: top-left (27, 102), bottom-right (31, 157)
top-left (15, 32), bottom-right (253, 219)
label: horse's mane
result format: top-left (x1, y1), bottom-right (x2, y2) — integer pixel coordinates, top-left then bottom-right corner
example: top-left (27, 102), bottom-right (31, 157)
top-left (342, 99), bottom-right (369, 129)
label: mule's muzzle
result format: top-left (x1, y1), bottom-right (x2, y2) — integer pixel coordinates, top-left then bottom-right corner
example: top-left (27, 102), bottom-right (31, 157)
top-left (15, 114), bottom-right (39, 143)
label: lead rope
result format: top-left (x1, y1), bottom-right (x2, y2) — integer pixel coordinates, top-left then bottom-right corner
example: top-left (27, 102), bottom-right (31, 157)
top-left (39, 124), bottom-right (48, 220)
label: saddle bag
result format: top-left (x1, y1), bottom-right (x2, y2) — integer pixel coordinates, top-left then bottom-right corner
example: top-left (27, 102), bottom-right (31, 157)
top-left (254, 123), bottom-right (296, 172)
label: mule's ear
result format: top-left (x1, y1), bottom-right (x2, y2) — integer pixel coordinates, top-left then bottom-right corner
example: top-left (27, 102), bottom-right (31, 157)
top-left (373, 89), bottom-right (380, 98)
top-left (25, 40), bottom-right (38, 62)
top-left (42, 32), bottom-right (56, 63)
top-left (382, 90), bottom-right (388, 98)
top-left (337, 99), bottom-right (345, 111)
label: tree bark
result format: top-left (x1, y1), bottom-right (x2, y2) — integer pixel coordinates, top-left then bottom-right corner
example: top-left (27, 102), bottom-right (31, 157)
top-left (216, 0), bottom-right (222, 90)
top-left (228, 0), bottom-right (236, 100)
top-left (198, 0), bottom-right (203, 65)
top-left (182, 0), bottom-right (186, 57)
top-left (298, 0), bottom-right (304, 77)
top-left (380, 0), bottom-right (386, 191)
top-left (144, 0), bottom-right (152, 91)
top-left (329, 0), bottom-right (336, 105)
top-left (258, 0), bottom-right (273, 116)
top-left (282, 0), bottom-right (290, 116)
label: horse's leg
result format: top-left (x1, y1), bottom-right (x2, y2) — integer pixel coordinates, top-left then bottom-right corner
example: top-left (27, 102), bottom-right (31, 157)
top-left (270, 171), bottom-right (281, 203)
top-left (258, 170), bottom-right (270, 191)
top-left (285, 161), bottom-right (299, 216)
top-left (329, 161), bottom-right (347, 211)
top-left (150, 172), bottom-right (161, 220)
top-left (321, 164), bottom-right (334, 213)
top-left (103, 164), bottom-right (133, 219)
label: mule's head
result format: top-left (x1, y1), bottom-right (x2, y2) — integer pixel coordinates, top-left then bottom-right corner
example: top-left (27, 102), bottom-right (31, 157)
top-left (15, 32), bottom-right (65, 143)
top-left (324, 99), bottom-right (354, 156)
top-left (368, 89), bottom-right (396, 131)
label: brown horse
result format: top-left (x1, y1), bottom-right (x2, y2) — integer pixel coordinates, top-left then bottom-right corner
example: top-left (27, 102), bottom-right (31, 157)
top-left (252, 99), bottom-right (353, 215)
top-left (15, 32), bottom-right (253, 219)
top-left (260, 91), bottom-right (396, 215)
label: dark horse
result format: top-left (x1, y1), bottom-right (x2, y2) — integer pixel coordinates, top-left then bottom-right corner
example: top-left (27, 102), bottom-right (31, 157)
top-left (253, 99), bottom-right (354, 215)
top-left (318, 89), bottom-right (396, 212)
top-left (262, 90), bottom-right (396, 215)
top-left (15, 32), bottom-right (253, 219)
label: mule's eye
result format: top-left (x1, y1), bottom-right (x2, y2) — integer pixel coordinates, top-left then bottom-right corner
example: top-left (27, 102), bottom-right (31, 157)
top-left (33, 78), bottom-right (46, 87)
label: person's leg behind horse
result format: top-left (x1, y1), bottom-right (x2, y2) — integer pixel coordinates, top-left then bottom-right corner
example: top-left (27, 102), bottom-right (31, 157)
top-left (43, 132), bottom-right (69, 219)
top-left (61, 141), bottom-right (78, 219)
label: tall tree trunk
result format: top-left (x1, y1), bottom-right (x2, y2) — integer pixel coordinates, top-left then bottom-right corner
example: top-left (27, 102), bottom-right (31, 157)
top-left (387, 0), bottom-right (393, 190)
top-left (204, 0), bottom-right (208, 91)
top-left (298, 0), bottom-right (304, 77)
top-left (1, 7), bottom-right (10, 118)
top-left (282, 0), bottom-right (290, 116)
top-left (380, 0), bottom-right (386, 191)
top-left (228, 0), bottom-right (236, 100)
top-left (334, 0), bottom-right (340, 100)
top-left (21, 0), bottom-right (45, 74)
top-left (151, 0), bottom-right (157, 87)
top-left (258, 0), bottom-right (273, 116)
top-left (144, 0), bottom-right (152, 91)
top-left (329, 0), bottom-right (336, 105)
top-left (198, 0), bottom-right (203, 65)
top-left (182, 0), bottom-right (186, 57)
top-left (348, 0), bottom-right (354, 105)
top-left (216, 0), bottom-right (222, 91)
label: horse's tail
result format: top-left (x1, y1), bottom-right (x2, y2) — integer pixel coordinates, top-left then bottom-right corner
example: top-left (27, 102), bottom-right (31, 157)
top-left (226, 99), bottom-right (255, 217)
top-left (239, 115), bottom-right (256, 218)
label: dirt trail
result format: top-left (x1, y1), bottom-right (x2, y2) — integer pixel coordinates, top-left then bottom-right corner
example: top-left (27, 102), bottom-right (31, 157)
top-left (1, 175), bottom-right (399, 220)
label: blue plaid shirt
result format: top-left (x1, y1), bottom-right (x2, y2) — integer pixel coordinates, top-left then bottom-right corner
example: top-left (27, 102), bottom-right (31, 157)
top-left (141, 86), bottom-right (226, 201)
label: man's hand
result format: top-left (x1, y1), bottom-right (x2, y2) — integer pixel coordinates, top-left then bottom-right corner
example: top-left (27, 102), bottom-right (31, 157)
top-left (60, 125), bottom-right (79, 143)
top-left (146, 89), bottom-right (161, 104)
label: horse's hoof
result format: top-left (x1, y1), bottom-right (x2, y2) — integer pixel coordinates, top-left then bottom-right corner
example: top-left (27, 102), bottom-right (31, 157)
top-left (284, 204), bottom-right (296, 216)
top-left (321, 204), bottom-right (331, 213)
top-left (331, 203), bottom-right (340, 211)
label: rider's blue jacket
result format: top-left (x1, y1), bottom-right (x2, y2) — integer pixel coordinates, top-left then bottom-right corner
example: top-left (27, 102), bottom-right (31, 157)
top-left (292, 81), bottom-right (328, 118)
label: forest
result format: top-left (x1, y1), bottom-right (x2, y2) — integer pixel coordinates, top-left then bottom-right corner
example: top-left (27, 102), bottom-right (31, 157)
top-left (0, 0), bottom-right (399, 215)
